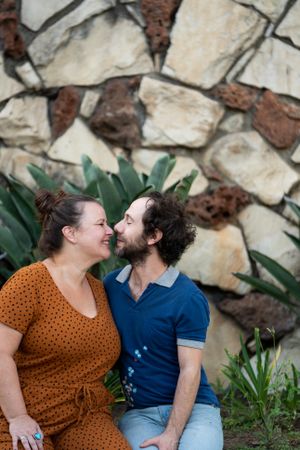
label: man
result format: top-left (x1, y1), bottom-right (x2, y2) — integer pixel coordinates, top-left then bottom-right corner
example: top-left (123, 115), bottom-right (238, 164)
top-left (104, 192), bottom-right (223, 450)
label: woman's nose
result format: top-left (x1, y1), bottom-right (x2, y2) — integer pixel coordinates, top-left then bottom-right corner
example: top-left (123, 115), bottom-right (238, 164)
top-left (106, 225), bottom-right (113, 236)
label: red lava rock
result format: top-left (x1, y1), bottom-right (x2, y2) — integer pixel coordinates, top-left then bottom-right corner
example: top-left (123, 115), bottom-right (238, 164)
top-left (186, 185), bottom-right (251, 226)
top-left (0, 0), bottom-right (25, 59)
top-left (253, 90), bottom-right (300, 149)
top-left (141, 0), bottom-right (181, 53)
top-left (217, 293), bottom-right (296, 341)
top-left (89, 78), bottom-right (141, 149)
top-left (51, 86), bottom-right (81, 139)
top-left (212, 83), bottom-right (258, 111)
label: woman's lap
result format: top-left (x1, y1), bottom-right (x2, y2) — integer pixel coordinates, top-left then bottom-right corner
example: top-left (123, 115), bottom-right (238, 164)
top-left (0, 409), bottom-right (130, 450)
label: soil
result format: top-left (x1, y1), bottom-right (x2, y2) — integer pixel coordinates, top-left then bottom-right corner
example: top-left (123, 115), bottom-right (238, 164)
top-left (223, 419), bottom-right (300, 449)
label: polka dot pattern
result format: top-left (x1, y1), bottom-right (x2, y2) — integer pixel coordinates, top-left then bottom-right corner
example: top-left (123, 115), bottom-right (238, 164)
top-left (0, 262), bottom-right (130, 449)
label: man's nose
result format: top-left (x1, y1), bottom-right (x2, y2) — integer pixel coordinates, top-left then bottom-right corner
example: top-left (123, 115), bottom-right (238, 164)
top-left (114, 220), bottom-right (122, 233)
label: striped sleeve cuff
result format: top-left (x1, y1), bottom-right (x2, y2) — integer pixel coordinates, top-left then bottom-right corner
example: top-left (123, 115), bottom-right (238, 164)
top-left (177, 338), bottom-right (205, 349)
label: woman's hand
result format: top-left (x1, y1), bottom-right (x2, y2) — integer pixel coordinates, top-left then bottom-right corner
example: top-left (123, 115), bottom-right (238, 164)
top-left (9, 414), bottom-right (44, 450)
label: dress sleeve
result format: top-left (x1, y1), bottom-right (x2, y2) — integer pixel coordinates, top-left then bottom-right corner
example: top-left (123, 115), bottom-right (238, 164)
top-left (175, 290), bottom-right (210, 349)
top-left (0, 267), bottom-right (37, 334)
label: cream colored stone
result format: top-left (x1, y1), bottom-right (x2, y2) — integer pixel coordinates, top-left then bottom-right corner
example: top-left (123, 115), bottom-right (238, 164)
top-left (275, 328), bottom-right (300, 379)
top-left (162, 0), bottom-right (266, 89)
top-left (283, 188), bottom-right (300, 225)
top-left (219, 113), bottom-right (245, 133)
top-left (0, 54), bottom-right (24, 103)
top-left (48, 118), bottom-right (118, 173)
top-left (0, 97), bottom-right (51, 148)
top-left (239, 38), bottom-right (300, 100)
top-left (29, 12), bottom-right (153, 88)
top-left (21, 0), bottom-right (75, 31)
top-left (225, 48), bottom-right (256, 82)
top-left (204, 301), bottom-right (244, 386)
top-left (139, 77), bottom-right (224, 148)
top-left (28, 0), bottom-right (116, 66)
top-left (80, 90), bottom-right (101, 118)
top-left (211, 132), bottom-right (299, 205)
top-left (235, 0), bottom-right (289, 22)
top-left (177, 225), bottom-right (252, 294)
top-left (238, 204), bottom-right (300, 286)
top-left (292, 143), bottom-right (300, 163)
top-left (276, 0), bottom-right (300, 46)
top-left (132, 149), bottom-right (208, 196)
top-left (125, 5), bottom-right (146, 28)
top-left (0, 146), bottom-right (83, 189)
top-left (15, 62), bottom-right (42, 90)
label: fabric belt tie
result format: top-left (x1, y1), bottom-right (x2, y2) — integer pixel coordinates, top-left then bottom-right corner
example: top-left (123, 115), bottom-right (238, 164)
top-left (75, 383), bottom-right (104, 424)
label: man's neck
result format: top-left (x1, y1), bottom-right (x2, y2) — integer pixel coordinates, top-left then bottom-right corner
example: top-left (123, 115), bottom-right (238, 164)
top-left (129, 253), bottom-right (168, 291)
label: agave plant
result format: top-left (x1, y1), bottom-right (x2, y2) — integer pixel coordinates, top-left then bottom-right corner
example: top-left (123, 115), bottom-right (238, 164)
top-left (222, 328), bottom-right (300, 442)
top-left (235, 197), bottom-right (300, 317)
top-left (0, 154), bottom-right (198, 284)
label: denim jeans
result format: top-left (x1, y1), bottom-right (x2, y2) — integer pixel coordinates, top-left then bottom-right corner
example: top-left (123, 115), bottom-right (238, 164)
top-left (118, 403), bottom-right (223, 450)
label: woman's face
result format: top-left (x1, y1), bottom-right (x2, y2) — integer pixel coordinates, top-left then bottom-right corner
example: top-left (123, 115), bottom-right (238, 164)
top-left (75, 202), bottom-right (113, 262)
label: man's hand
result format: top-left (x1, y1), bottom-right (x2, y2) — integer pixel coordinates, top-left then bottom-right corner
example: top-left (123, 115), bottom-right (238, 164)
top-left (140, 431), bottom-right (178, 450)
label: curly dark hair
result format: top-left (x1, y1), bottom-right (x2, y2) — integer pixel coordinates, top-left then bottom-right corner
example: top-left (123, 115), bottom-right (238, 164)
top-left (141, 192), bottom-right (196, 266)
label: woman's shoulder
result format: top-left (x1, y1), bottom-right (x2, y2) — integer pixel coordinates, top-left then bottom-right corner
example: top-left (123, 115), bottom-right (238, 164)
top-left (3, 261), bottom-right (45, 288)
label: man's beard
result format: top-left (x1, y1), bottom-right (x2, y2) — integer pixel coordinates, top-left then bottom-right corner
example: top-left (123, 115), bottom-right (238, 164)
top-left (115, 234), bottom-right (150, 265)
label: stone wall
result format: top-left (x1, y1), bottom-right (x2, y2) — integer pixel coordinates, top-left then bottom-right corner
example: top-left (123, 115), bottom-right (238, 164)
top-left (1, 0), bottom-right (300, 382)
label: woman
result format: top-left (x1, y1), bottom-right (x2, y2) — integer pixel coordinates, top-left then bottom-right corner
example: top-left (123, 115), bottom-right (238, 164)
top-left (0, 190), bottom-right (131, 450)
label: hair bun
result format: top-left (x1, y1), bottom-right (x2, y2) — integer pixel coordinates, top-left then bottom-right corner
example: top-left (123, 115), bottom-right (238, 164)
top-left (35, 189), bottom-right (67, 222)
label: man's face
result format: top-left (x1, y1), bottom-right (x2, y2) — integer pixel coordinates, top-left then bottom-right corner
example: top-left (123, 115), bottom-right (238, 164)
top-left (114, 197), bottom-right (151, 264)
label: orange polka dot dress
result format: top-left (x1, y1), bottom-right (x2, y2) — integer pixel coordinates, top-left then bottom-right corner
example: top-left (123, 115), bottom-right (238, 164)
top-left (0, 262), bottom-right (131, 450)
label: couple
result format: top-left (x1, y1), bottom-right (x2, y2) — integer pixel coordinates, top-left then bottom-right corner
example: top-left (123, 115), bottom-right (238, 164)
top-left (0, 189), bottom-right (223, 450)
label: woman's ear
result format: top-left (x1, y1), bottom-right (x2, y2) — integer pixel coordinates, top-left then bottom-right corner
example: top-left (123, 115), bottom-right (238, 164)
top-left (61, 225), bottom-right (77, 244)
top-left (147, 228), bottom-right (163, 246)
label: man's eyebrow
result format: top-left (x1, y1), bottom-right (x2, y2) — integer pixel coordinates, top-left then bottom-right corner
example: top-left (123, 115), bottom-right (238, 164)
top-left (125, 213), bottom-right (134, 221)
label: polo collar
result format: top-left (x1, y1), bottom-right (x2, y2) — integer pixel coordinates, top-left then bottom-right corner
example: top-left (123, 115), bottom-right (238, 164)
top-left (116, 264), bottom-right (179, 288)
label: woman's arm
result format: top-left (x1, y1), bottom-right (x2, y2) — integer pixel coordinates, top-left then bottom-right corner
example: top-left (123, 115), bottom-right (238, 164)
top-left (0, 323), bottom-right (44, 450)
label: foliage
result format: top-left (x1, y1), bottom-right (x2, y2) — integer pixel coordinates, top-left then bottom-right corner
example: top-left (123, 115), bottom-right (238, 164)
top-left (222, 328), bottom-right (300, 447)
top-left (0, 154), bottom-right (198, 284)
top-left (234, 197), bottom-right (300, 316)
top-left (104, 370), bottom-right (125, 403)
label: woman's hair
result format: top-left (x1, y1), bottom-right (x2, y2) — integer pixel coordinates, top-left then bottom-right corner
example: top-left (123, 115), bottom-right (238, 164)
top-left (142, 191), bottom-right (196, 266)
top-left (35, 189), bottom-right (99, 257)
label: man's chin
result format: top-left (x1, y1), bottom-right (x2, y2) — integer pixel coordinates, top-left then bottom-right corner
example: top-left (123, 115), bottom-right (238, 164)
top-left (115, 248), bottom-right (125, 258)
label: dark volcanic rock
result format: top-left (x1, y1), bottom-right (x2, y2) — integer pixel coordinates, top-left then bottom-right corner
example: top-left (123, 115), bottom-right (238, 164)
top-left (51, 86), bottom-right (81, 139)
top-left (90, 78), bottom-right (141, 149)
top-left (186, 185), bottom-right (251, 226)
top-left (253, 90), bottom-right (300, 149)
top-left (141, 0), bottom-right (181, 53)
top-left (0, 0), bottom-right (25, 59)
top-left (218, 292), bottom-right (296, 341)
top-left (213, 83), bottom-right (258, 111)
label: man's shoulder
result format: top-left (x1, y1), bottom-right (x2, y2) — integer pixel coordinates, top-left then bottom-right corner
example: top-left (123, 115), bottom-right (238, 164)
top-left (103, 268), bottom-right (123, 287)
top-left (175, 272), bottom-right (208, 303)
top-left (176, 271), bottom-right (199, 291)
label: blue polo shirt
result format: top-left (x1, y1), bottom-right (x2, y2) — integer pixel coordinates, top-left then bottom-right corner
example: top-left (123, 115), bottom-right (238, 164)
top-left (104, 265), bottom-right (219, 409)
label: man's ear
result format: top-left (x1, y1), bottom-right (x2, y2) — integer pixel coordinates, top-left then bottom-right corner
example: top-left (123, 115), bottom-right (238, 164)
top-left (147, 229), bottom-right (163, 246)
top-left (61, 225), bottom-right (77, 244)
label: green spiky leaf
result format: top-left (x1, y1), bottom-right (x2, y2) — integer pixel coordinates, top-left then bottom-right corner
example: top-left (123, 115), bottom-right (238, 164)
top-left (27, 164), bottom-right (59, 191)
